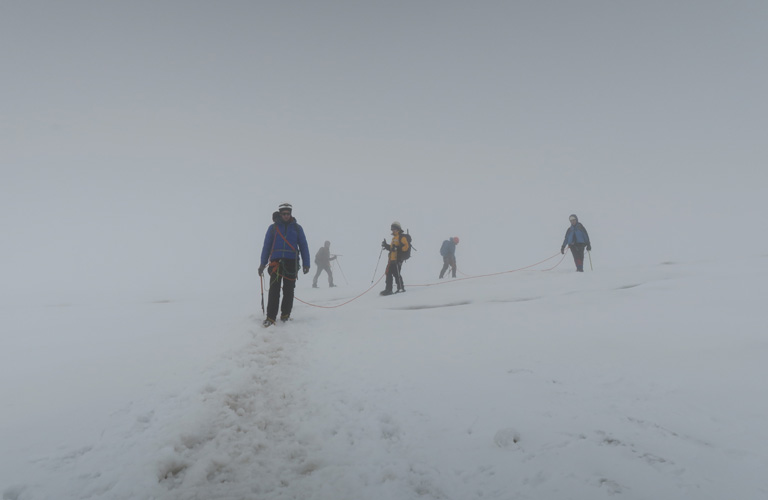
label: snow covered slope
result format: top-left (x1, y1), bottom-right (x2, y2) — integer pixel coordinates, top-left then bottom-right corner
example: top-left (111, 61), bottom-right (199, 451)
top-left (3, 255), bottom-right (767, 500)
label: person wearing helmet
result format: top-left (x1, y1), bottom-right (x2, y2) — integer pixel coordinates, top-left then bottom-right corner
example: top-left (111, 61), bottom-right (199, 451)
top-left (258, 202), bottom-right (311, 326)
top-left (312, 240), bottom-right (337, 288)
top-left (380, 221), bottom-right (409, 295)
top-left (439, 236), bottom-right (460, 279)
top-left (560, 214), bottom-right (591, 272)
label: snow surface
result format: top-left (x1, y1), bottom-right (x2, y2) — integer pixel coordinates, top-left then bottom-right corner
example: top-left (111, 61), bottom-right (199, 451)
top-left (3, 2), bottom-right (767, 499)
top-left (3, 253), bottom-right (768, 500)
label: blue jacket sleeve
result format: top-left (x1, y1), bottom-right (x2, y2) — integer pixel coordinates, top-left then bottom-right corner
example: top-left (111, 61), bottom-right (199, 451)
top-left (260, 225), bottom-right (275, 267)
top-left (581, 225), bottom-right (591, 246)
top-left (297, 225), bottom-right (310, 268)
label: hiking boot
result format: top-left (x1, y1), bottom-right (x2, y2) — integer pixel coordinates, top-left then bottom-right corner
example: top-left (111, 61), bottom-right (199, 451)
top-left (329, 284), bottom-right (337, 288)
top-left (380, 289), bottom-right (393, 296)
top-left (280, 314), bottom-right (290, 322)
top-left (397, 288), bottom-right (406, 293)
top-left (262, 318), bottom-right (276, 328)
top-left (312, 284), bottom-right (318, 288)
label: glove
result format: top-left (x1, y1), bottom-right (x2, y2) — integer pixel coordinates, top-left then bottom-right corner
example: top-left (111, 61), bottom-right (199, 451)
top-left (258, 265), bottom-right (265, 276)
top-left (586, 245), bottom-right (591, 251)
top-left (560, 246), bottom-right (565, 255)
top-left (303, 266), bottom-right (309, 274)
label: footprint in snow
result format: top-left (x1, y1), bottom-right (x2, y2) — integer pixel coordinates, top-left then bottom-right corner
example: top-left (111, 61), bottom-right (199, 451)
top-left (493, 428), bottom-right (521, 449)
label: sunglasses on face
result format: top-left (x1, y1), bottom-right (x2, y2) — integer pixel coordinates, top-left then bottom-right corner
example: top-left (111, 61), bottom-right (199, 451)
top-left (569, 219), bottom-right (576, 222)
top-left (281, 212), bottom-right (292, 216)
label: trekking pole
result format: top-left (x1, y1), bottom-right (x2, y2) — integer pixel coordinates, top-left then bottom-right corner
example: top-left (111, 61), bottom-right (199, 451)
top-left (588, 250), bottom-right (593, 271)
top-left (334, 256), bottom-right (350, 285)
top-left (259, 274), bottom-right (265, 315)
top-left (371, 247), bottom-right (384, 283)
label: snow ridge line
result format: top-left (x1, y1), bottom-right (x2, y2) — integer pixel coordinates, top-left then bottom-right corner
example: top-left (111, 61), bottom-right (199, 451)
top-left (154, 320), bottom-right (320, 499)
top-left (6, 319), bottom-right (321, 500)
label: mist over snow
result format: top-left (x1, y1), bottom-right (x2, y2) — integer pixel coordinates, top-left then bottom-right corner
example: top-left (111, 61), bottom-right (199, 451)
top-left (2, 1), bottom-right (767, 499)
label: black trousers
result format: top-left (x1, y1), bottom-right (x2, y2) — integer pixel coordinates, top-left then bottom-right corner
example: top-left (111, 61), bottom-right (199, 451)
top-left (568, 243), bottom-right (586, 271)
top-left (385, 260), bottom-right (404, 291)
top-left (267, 259), bottom-right (297, 320)
top-left (439, 255), bottom-right (456, 278)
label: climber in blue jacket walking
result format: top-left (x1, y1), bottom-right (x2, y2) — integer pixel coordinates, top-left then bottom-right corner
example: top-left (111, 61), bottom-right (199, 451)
top-left (561, 214), bottom-right (591, 272)
top-left (258, 202), bottom-right (310, 326)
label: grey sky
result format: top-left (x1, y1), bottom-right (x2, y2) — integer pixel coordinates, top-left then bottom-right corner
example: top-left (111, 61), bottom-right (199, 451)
top-left (2, 1), bottom-right (766, 300)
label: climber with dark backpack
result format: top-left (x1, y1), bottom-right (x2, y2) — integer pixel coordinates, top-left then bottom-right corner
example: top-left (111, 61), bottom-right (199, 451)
top-left (439, 236), bottom-right (459, 279)
top-left (400, 230), bottom-right (414, 260)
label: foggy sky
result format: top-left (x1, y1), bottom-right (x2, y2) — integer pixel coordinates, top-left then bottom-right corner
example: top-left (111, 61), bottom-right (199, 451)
top-left (2, 1), bottom-right (766, 301)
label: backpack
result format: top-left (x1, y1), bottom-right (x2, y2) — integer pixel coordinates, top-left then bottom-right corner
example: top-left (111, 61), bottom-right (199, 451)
top-left (439, 239), bottom-right (450, 257)
top-left (400, 231), bottom-right (413, 260)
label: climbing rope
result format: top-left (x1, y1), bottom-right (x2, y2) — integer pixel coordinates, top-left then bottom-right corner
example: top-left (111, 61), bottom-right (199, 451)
top-left (293, 251), bottom-right (568, 309)
top-left (414, 251), bottom-right (566, 287)
top-left (294, 273), bottom-right (386, 309)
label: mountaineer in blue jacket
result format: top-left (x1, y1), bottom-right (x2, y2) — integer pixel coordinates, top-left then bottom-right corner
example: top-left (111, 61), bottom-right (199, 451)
top-left (258, 202), bottom-right (310, 326)
top-left (439, 236), bottom-right (459, 279)
top-left (561, 214), bottom-right (591, 272)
